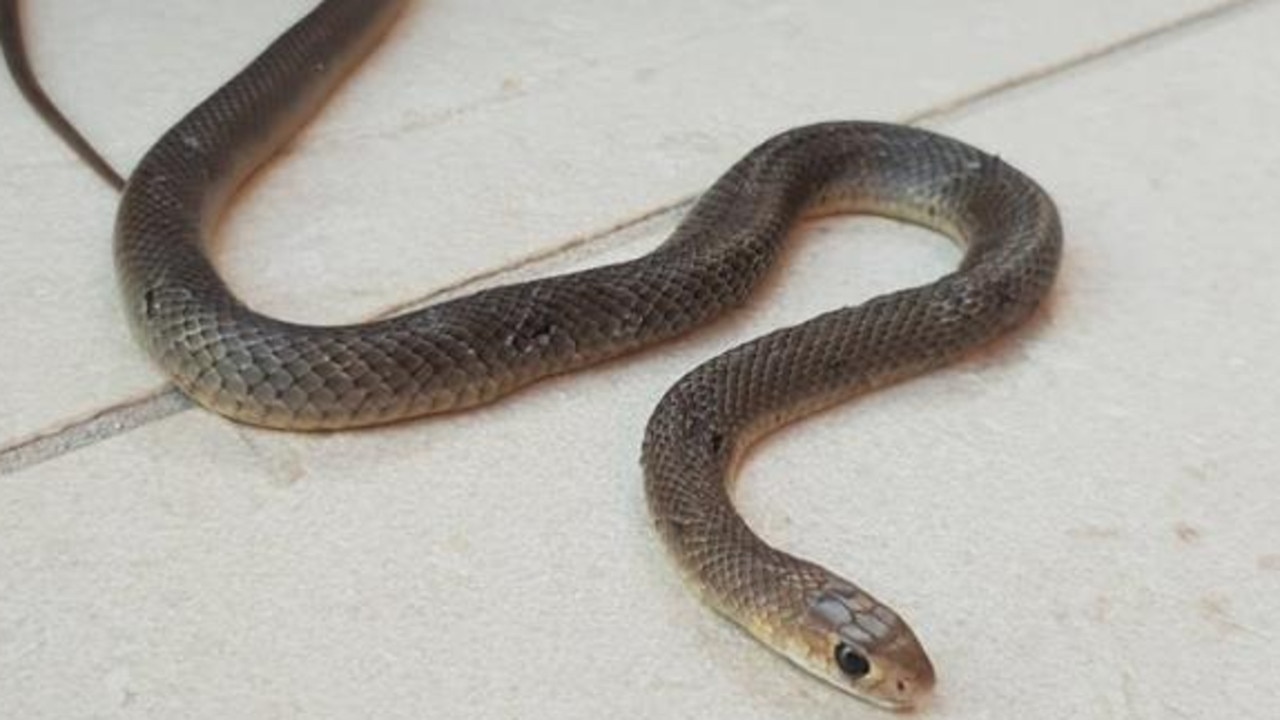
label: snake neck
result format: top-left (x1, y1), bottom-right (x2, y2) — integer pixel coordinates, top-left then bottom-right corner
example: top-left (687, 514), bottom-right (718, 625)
top-left (643, 390), bottom-right (831, 636)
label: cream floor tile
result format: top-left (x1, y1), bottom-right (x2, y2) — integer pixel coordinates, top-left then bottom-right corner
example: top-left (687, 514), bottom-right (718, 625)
top-left (0, 0), bottom-right (1232, 445)
top-left (3, 1), bottom-right (1277, 718)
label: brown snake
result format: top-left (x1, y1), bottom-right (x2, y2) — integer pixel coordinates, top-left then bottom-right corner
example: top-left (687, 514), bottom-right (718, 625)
top-left (6, 0), bottom-right (1062, 709)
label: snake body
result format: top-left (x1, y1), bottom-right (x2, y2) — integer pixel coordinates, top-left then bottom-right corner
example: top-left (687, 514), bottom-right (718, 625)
top-left (18, 0), bottom-right (1063, 709)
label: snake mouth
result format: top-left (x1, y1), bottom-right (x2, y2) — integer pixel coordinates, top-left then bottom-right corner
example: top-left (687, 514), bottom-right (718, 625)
top-left (862, 689), bottom-right (929, 713)
top-left (859, 694), bottom-right (917, 713)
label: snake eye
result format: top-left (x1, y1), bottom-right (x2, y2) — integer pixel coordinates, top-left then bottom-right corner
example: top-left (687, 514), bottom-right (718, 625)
top-left (834, 642), bottom-right (871, 678)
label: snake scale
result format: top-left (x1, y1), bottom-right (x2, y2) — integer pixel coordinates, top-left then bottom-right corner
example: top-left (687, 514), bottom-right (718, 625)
top-left (6, 0), bottom-right (1062, 709)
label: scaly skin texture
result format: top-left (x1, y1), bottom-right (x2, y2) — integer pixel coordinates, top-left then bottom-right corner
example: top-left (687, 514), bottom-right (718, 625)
top-left (104, 0), bottom-right (1062, 709)
top-left (643, 128), bottom-right (1060, 707)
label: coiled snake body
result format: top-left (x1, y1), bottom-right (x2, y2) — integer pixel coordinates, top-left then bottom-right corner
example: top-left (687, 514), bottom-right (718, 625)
top-left (13, 0), bottom-right (1062, 709)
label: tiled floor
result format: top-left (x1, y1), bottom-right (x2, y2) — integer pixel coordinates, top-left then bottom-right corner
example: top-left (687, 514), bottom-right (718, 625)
top-left (2, 1), bottom-right (1277, 718)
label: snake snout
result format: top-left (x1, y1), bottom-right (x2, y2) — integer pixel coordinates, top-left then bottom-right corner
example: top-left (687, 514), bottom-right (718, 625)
top-left (885, 656), bottom-right (936, 708)
top-left (860, 615), bottom-right (936, 710)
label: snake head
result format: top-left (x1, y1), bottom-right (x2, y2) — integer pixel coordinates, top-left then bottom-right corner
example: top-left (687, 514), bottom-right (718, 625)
top-left (795, 581), bottom-right (936, 710)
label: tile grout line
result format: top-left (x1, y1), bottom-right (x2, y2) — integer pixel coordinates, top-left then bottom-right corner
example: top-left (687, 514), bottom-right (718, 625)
top-left (0, 0), bottom-right (1262, 478)
top-left (371, 197), bottom-right (695, 319)
top-left (0, 388), bottom-right (193, 476)
top-left (901, 0), bottom-right (1265, 126)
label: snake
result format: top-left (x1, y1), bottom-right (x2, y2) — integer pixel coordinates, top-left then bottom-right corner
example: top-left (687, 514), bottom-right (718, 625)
top-left (5, 0), bottom-right (1062, 710)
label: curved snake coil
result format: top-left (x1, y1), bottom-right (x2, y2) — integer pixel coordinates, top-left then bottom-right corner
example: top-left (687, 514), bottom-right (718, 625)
top-left (9, 0), bottom-right (1062, 709)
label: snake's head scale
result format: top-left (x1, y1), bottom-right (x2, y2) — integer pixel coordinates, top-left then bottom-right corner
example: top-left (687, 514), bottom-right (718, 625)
top-left (795, 581), bottom-right (935, 711)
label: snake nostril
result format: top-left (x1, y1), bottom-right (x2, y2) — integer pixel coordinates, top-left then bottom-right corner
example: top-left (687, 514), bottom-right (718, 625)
top-left (896, 679), bottom-right (908, 694)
